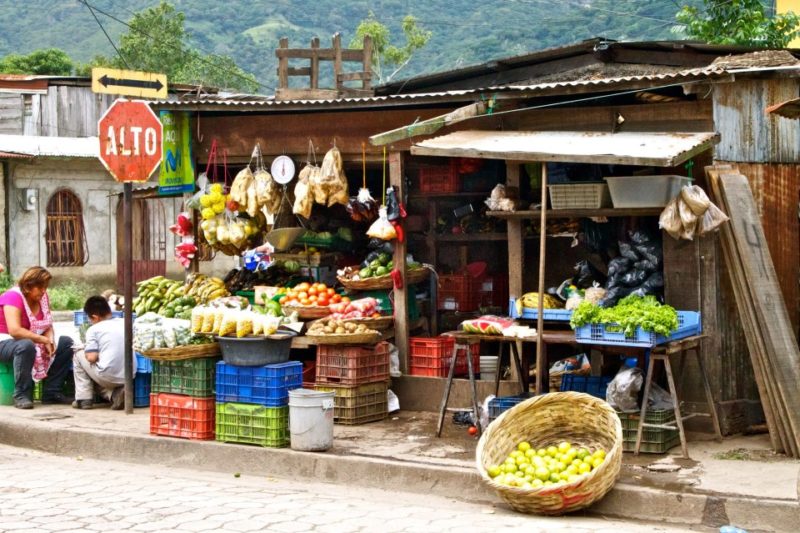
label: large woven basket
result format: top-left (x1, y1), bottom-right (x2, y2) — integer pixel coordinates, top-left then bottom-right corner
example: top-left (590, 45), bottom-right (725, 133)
top-left (476, 392), bottom-right (622, 515)
top-left (141, 342), bottom-right (221, 361)
top-left (337, 265), bottom-right (432, 290)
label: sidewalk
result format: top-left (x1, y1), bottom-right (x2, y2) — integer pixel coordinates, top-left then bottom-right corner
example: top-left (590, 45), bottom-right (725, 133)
top-left (0, 401), bottom-right (797, 532)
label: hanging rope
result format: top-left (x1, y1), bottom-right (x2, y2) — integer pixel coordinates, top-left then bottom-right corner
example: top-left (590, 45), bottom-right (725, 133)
top-left (382, 146), bottom-right (387, 206)
top-left (362, 142), bottom-right (367, 189)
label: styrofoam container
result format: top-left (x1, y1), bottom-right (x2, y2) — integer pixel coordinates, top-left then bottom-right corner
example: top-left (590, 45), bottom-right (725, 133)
top-left (480, 355), bottom-right (497, 381)
top-left (604, 175), bottom-right (691, 208)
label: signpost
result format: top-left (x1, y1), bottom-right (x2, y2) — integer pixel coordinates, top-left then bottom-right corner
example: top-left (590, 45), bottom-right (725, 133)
top-left (92, 67), bottom-right (168, 100)
top-left (98, 99), bottom-right (163, 413)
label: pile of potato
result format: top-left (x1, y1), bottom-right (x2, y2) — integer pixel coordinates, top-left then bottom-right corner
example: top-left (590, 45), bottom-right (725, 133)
top-left (308, 318), bottom-right (377, 336)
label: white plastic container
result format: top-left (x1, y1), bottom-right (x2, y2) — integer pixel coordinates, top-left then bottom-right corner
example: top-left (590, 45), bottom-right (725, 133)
top-left (288, 389), bottom-right (335, 452)
top-left (604, 175), bottom-right (691, 208)
top-left (480, 355), bottom-right (498, 381)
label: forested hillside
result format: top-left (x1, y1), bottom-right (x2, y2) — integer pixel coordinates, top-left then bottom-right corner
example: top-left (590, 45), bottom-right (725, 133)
top-left (0, 0), bottom-right (705, 91)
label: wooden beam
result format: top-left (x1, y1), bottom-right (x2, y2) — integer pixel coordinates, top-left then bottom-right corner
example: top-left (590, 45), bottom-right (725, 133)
top-left (287, 67), bottom-right (312, 77)
top-left (277, 37), bottom-right (289, 90)
top-left (506, 162), bottom-right (523, 299)
top-left (362, 35), bottom-right (373, 91)
top-left (338, 72), bottom-right (372, 82)
top-left (333, 33), bottom-right (343, 92)
top-left (310, 37), bottom-right (320, 89)
top-left (276, 48), bottom-right (365, 61)
top-left (390, 151), bottom-right (409, 373)
top-left (535, 164), bottom-right (548, 395)
top-left (370, 102), bottom-right (487, 146)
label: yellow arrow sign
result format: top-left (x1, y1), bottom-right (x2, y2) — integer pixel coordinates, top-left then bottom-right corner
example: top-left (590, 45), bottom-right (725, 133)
top-left (91, 67), bottom-right (167, 99)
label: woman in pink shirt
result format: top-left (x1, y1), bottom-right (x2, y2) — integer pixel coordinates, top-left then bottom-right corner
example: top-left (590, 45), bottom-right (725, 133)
top-left (0, 267), bottom-right (74, 409)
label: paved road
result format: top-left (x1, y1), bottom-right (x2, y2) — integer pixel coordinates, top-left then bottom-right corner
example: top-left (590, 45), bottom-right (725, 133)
top-left (0, 444), bottom-right (700, 533)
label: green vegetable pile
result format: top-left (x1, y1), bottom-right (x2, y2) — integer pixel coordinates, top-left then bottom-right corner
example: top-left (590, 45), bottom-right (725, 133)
top-left (569, 295), bottom-right (679, 337)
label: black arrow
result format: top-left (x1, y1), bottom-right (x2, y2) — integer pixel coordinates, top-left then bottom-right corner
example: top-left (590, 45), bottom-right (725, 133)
top-left (99, 74), bottom-right (164, 92)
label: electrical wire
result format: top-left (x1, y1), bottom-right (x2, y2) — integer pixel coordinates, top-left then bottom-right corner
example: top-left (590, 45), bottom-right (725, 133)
top-left (80, 0), bottom-right (130, 69)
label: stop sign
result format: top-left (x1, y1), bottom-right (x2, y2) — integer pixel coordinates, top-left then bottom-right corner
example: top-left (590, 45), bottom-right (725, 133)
top-left (98, 99), bottom-right (163, 182)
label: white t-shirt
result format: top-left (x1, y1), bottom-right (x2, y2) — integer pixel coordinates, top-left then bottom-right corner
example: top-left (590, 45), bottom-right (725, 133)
top-left (85, 317), bottom-right (134, 380)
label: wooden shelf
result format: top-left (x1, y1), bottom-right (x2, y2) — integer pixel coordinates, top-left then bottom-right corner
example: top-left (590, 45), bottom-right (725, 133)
top-left (410, 232), bottom-right (508, 242)
top-left (488, 208), bottom-right (662, 219)
top-left (408, 191), bottom-right (490, 199)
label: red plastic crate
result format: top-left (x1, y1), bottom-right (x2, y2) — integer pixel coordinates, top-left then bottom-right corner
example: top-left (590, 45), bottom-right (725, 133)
top-left (438, 274), bottom-right (481, 312)
top-left (419, 162), bottom-right (459, 194)
top-left (409, 337), bottom-right (480, 377)
top-left (479, 273), bottom-right (509, 308)
top-left (149, 393), bottom-right (215, 440)
top-left (315, 342), bottom-right (390, 386)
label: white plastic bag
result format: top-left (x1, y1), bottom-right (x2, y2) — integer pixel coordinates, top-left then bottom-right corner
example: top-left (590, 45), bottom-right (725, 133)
top-left (606, 366), bottom-right (643, 412)
top-left (480, 395), bottom-right (495, 430)
top-left (387, 342), bottom-right (401, 378)
top-left (387, 389), bottom-right (400, 413)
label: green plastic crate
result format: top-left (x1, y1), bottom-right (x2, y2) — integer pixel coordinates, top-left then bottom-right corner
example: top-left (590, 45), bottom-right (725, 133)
top-left (152, 357), bottom-right (217, 397)
top-left (215, 402), bottom-right (288, 448)
top-left (356, 286), bottom-right (419, 321)
top-left (618, 409), bottom-right (679, 453)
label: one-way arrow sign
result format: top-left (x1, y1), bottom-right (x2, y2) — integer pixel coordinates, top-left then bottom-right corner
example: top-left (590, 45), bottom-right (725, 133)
top-left (92, 67), bottom-right (167, 99)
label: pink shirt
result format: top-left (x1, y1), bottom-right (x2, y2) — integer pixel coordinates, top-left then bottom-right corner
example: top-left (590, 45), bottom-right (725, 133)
top-left (0, 290), bottom-right (44, 333)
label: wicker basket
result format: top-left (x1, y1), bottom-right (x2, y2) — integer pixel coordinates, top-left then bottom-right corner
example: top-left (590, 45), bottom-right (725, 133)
top-left (337, 265), bottom-right (432, 290)
top-left (476, 392), bottom-right (622, 515)
top-left (346, 316), bottom-right (394, 331)
top-left (141, 342), bottom-right (221, 362)
top-left (281, 304), bottom-right (331, 320)
top-left (305, 331), bottom-right (382, 345)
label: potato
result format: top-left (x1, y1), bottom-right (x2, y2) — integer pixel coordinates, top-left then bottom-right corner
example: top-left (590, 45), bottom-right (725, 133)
top-left (323, 326), bottom-right (334, 334)
top-left (335, 327), bottom-right (346, 334)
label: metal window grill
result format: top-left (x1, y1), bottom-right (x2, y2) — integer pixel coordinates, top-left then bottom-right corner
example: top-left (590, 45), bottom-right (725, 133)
top-left (45, 189), bottom-right (87, 267)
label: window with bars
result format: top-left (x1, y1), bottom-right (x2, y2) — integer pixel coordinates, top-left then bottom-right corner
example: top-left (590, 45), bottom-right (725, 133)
top-left (45, 189), bottom-right (87, 267)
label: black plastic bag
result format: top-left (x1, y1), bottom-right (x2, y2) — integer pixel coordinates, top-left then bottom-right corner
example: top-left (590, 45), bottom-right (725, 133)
top-left (598, 285), bottom-right (636, 307)
top-left (640, 271), bottom-right (664, 291)
top-left (620, 269), bottom-right (650, 287)
top-left (573, 259), bottom-right (607, 289)
top-left (629, 230), bottom-right (652, 245)
top-left (580, 219), bottom-right (616, 253)
top-left (634, 259), bottom-right (658, 273)
top-left (634, 242), bottom-right (661, 267)
top-left (607, 257), bottom-right (633, 277)
top-left (618, 241), bottom-right (640, 262)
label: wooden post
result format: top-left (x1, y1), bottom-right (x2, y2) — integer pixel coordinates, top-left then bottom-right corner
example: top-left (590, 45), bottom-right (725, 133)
top-left (310, 37), bottom-right (320, 89)
top-left (278, 37), bottom-right (289, 89)
top-left (362, 35), bottom-right (373, 91)
top-left (389, 151), bottom-right (409, 373)
top-left (535, 164), bottom-right (548, 395)
top-left (123, 182), bottom-right (133, 414)
top-left (506, 162), bottom-right (524, 386)
top-left (332, 33), bottom-right (343, 93)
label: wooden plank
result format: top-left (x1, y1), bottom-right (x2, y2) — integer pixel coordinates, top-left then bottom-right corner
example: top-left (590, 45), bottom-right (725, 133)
top-left (390, 151), bottom-right (409, 373)
top-left (362, 35), bottom-right (373, 91)
top-left (333, 33), bottom-right (343, 92)
top-left (274, 88), bottom-right (340, 101)
top-left (506, 163), bottom-right (524, 299)
top-left (489, 208), bottom-right (661, 219)
top-left (337, 72), bottom-right (371, 82)
top-left (707, 166), bottom-right (788, 453)
top-left (535, 164), bottom-right (548, 395)
top-left (370, 102), bottom-right (488, 146)
top-left (276, 48), bottom-right (364, 61)
top-left (717, 170), bottom-right (800, 455)
top-left (277, 37), bottom-right (289, 89)
top-left (310, 37), bottom-right (320, 89)
top-left (287, 67), bottom-right (312, 77)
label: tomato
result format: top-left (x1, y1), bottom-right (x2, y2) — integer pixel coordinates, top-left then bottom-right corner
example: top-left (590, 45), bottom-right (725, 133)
top-left (331, 294), bottom-right (341, 303)
top-left (279, 296), bottom-right (288, 304)
top-left (297, 291), bottom-right (308, 300)
top-left (308, 295), bottom-right (318, 303)
top-left (300, 298), bottom-right (311, 306)
top-left (341, 296), bottom-right (351, 304)
top-left (317, 283), bottom-right (328, 291)
top-left (468, 426), bottom-right (478, 436)
top-left (326, 288), bottom-right (335, 296)
top-left (317, 296), bottom-right (329, 307)
top-left (296, 282), bottom-right (310, 292)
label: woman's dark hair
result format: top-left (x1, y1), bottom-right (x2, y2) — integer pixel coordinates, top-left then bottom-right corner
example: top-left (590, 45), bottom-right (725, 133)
top-left (83, 295), bottom-right (111, 318)
top-left (18, 267), bottom-right (52, 295)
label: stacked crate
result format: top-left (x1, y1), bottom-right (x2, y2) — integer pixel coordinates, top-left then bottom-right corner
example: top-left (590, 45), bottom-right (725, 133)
top-left (215, 360), bottom-right (302, 448)
top-left (314, 341), bottom-right (390, 425)
top-left (409, 337), bottom-right (480, 377)
top-left (134, 353), bottom-right (151, 408)
top-left (149, 357), bottom-right (217, 440)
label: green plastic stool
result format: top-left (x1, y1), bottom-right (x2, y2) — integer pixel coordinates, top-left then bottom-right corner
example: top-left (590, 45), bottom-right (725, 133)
top-left (0, 361), bottom-right (14, 406)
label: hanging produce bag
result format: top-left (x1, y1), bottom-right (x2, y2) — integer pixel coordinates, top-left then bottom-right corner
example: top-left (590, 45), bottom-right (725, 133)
top-left (367, 206), bottom-right (397, 240)
top-left (313, 146), bottom-right (350, 207)
top-left (293, 164), bottom-right (315, 219)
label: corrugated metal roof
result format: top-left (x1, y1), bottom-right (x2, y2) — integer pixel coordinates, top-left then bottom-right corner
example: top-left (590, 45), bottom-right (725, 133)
top-left (411, 130), bottom-right (720, 167)
top-left (0, 135), bottom-right (99, 158)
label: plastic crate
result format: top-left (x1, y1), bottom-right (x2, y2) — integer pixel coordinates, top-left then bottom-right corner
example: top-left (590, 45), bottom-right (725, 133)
top-left (149, 393), bottom-right (215, 440)
top-left (409, 337), bottom-right (480, 378)
top-left (574, 311), bottom-right (701, 348)
top-left (419, 163), bottom-right (459, 194)
top-left (605, 175), bottom-right (691, 208)
top-left (509, 298), bottom-right (573, 321)
top-left (549, 183), bottom-right (611, 210)
top-left (315, 342), bottom-right (390, 386)
top-left (151, 357), bottom-right (217, 397)
top-left (134, 373), bottom-right (151, 407)
top-left (438, 274), bottom-right (481, 312)
top-left (314, 382), bottom-right (388, 425)
top-left (215, 403), bottom-right (289, 448)
top-left (215, 361), bottom-right (302, 406)
top-left (618, 410), bottom-right (679, 453)
top-left (479, 274), bottom-right (508, 308)
top-left (73, 310), bottom-right (125, 326)
top-left (488, 393), bottom-right (535, 422)
top-left (559, 374), bottom-right (611, 400)
top-left (136, 352), bottom-right (152, 374)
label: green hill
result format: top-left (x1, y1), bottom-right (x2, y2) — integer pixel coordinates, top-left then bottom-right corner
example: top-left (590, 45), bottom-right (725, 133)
top-left (0, 0), bottom-right (703, 91)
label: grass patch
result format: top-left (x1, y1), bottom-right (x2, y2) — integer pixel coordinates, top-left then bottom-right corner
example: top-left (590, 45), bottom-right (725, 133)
top-left (713, 448), bottom-right (751, 461)
top-left (47, 281), bottom-right (98, 311)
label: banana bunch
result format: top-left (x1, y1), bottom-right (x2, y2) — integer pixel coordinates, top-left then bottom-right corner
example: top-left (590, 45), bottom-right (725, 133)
top-left (516, 292), bottom-right (564, 316)
top-left (185, 273), bottom-right (230, 304)
top-left (132, 276), bottom-right (191, 317)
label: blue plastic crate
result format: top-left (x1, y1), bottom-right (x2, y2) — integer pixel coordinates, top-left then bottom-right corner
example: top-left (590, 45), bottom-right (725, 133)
top-left (488, 393), bottom-right (535, 422)
top-left (574, 311), bottom-right (701, 348)
top-left (559, 374), bottom-right (611, 400)
top-left (134, 372), bottom-right (151, 407)
top-left (135, 352), bottom-right (152, 374)
top-left (73, 310), bottom-right (125, 326)
top-left (215, 361), bottom-right (303, 407)
top-left (509, 298), bottom-right (573, 321)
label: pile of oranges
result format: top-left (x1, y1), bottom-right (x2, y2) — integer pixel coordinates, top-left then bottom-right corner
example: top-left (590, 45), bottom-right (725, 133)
top-left (278, 282), bottom-right (348, 308)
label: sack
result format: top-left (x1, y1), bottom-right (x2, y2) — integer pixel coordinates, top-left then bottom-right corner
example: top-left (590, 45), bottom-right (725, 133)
top-left (366, 206), bottom-right (397, 240)
top-left (698, 202), bottom-right (730, 235)
top-left (292, 165), bottom-right (315, 219)
top-left (678, 198), bottom-right (698, 240)
top-left (680, 185), bottom-right (711, 216)
top-left (659, 198), bottom-right (683, 239)
top-left (606, 366), bottom-right (643, 412)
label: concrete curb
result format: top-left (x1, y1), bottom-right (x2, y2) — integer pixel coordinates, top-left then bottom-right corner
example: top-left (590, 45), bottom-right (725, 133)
top-left (0, 416), bottom-right (796, 531)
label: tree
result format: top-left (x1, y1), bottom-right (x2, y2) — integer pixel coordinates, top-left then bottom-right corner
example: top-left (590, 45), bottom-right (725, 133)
top-left (90, 1), bottom-right (259, 93)
top-left (0, 48), bottom-right (74, 75)
top-left (676, 0), bottom-right (800, 47)
top-left (350, 12), bottom-right (432, 83)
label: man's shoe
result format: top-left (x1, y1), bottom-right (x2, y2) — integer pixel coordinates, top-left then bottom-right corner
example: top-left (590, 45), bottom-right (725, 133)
top-left (41, 393), bottom-right (74, 405)
top-left (13, 399), bottom-right (33, 409)
top-left (72, 399), bottom-right (94, 410)
top-left (110, 388), bottom-right (124, 410)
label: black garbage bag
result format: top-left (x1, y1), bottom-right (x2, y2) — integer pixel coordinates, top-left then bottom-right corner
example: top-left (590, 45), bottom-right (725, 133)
top-left (634, 259), bottom-right (658, 273)
top-left (620, 269), bottom-right (650, 287)
top-left (573, 259), bottom-right (608, 289)
top-left (598, 285), bottom-right (636, 307)
top-left (607, 257), bottom-right (633, 278)
top-left (580, 219), bottom-right (616, 253)
top-left (618, 241), bottom-right (640, 262)
top-left (634, 242), bottom-right (661, 268)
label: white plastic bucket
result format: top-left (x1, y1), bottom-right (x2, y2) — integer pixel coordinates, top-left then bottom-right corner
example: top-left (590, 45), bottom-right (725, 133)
top-left (480, 356), bottom-right (498, 381)
top-left (289, 388), bottom-right (335, 452)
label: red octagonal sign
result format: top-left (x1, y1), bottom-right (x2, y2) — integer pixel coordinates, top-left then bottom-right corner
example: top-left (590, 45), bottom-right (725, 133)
top-left (98, 99), bottom-right (163, 182)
